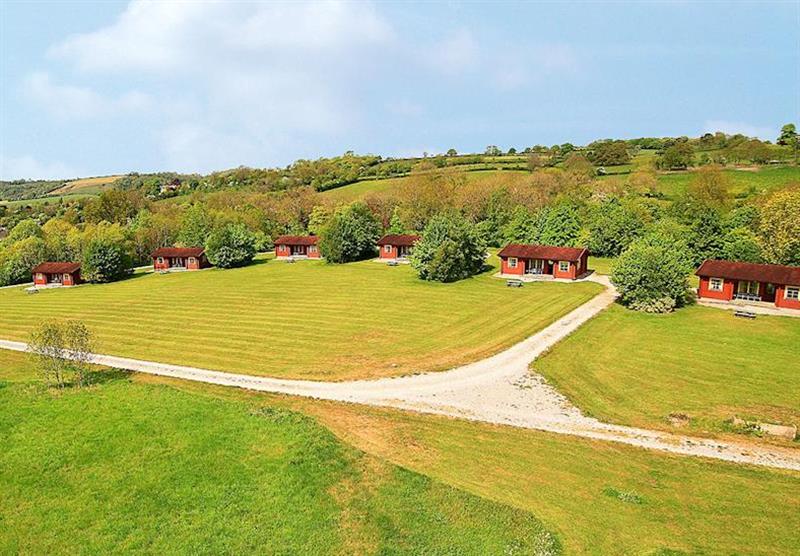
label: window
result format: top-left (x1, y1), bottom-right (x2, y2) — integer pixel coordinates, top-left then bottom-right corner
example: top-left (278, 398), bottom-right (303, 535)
top-left (508, 257), bottom-right (517, 269)
top-left (189, 257), bottom-right (196, 264)
top-left (558, 261), bottom-right (570, 272)
top-left (738, 280), bottom-right (760, 296)
top-left (309, 246), bottom-right (317, 253)
top-left (36, 273), bottom-right (44, 281)
top-left (63, 274), bottom-right (70, 281)
top-left (786, 286), bottom-right (800, 301)
top-left (384, 245), bottom-right (392, 253)
top-left (709, 277), bottom-right (724, 292)
top-left (157, 257), bottom-right (164, 264)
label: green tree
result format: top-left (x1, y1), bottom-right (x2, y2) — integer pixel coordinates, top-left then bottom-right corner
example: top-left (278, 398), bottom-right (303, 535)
top-left (588, 140), bottom-right (631, 166)
top-left (687, 165), bottom-right (731, 209)
top-left (0, 236), bottom-right (48, 286)
top-left (205, 223), bottom-right (257, 268)
top-left (319, 202), bottom-right (381, 263)
top-left (777, 123), bottom-right (798, 162)
top-left (658, 142), bottom-right (694, 169)
top-left (307, 205), bottom-right (333, 236)
top-left (485, 145), bottom-right (501, 156)
top-left (27, 320), bottom-right (94, 388)
top-left (178, 204), bottom-right (214, 247)
top-left (387, 207), bottom-right (405, 234)
top-left (587, 199), bottom-right (646, 257)
top-left (688, 207), bottom-right (726, 264)
top-left (501, 206), bottom-right (543, 245)
top-left (81, 237), bottom-right (130, 283)
top-left (721, 227), bottom-right (762, 263)
top-left (446, 148), bottom-right (458, 157)
top-left (410, 212), bottom-right (486, 282)
top-left (5, 219), bottom-right (43, 243)
top-left (611, 236), bottom-right (693, 313)
top-left (540, 203), bottom-right (581, 246)
top-left (758, 187), bottom-right (800, 265)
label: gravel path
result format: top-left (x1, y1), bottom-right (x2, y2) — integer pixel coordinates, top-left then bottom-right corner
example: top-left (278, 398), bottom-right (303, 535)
top-left (3, 274), bottom-right (799, 471)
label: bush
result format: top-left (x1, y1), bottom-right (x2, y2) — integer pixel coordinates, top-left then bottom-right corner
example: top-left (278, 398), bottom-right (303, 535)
top-left (205, 223), bottom-right (256, 268)
top-left (410, 212), bottom-right (486, 282)
top-left (82, 238), bottom-right (130, 283)
top-left (0, 237), bottom-right (48, 286)
top-left (319, 202), bottom-right (381, 263)
top-left (611, 239), bottom-right (693, 313)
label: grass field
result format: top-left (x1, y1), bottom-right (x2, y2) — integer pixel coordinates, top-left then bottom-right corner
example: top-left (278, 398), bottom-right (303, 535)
top-left (0, 350), bottom-right (558, 555)
top-left (0, 254), bottom-right (602, 380)
top-left (297, 399), bottom-right (800, 556)
top-left (0, 193), bottom-right (97, 208)
top-left (50, 175), bottom-right (122, 195)
top-left (533, 304), bottom-right (800, 437)
top-left (655, 165), bottom-right (800, 199)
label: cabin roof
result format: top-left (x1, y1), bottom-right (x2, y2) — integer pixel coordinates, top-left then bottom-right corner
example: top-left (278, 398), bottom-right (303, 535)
top-left (498, 244), bottom-right (588, 262)
top-left (696, 259), bottom-right (800, 285)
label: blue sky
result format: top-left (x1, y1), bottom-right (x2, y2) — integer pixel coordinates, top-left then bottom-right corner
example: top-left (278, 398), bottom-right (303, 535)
top-left (1, 0), bottom-right (798, 180)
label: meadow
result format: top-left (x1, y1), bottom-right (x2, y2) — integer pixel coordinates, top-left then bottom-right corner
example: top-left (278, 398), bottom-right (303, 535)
top-left (533, 304), bottom-right (800, 437)
top-left (0, 254), bottom-right (601, 380)
top-left (0, 350), bottom-right (557, 555)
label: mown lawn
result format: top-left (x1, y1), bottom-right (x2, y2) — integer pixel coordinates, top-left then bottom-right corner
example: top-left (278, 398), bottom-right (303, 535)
top-left (0, 350), bottom-right (558, 555)
top-left (0, 254), bottom-right (602, 380)
top-left (534, 304), bottom-right (800, 435)
top-left (298, 399), bottom-right (800, 556)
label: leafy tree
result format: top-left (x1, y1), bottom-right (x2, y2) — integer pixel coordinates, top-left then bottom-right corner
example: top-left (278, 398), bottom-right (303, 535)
top-left (178, 204), bottom-right (214, 247)
top-left (758, 187), bottom-right (800, 265)
top-left (81, 237), bottom-right (130, 283)
top-left (307, 205), bottom-right (333, 236)
top-left (777, 123), bottom-right (797, 146)
top-left (27, 320), bottom-right (93, 388)
top-left (501, 206), bottom-right (543, 245)
top-left (627, 166), bottom-right (658, 196)
top-left (721, 227), bottom-right (762, 263)
top-left (611, 234), bottom-right (693, 313)
top-left (726, 205), bottom-right (759, 231)
top-left (507, 147), bottom-right (517, 155)
top-left (0, 236), bottom-right (48, 286)
top-left (446, 148), bottom-right (458, 157)
top-left (485, 145), bottom-right (502, 156)
top-left (410, 212), bottom-right (486, 282)
top-left (587, 199), bottom-right (646, 257)
top-left (526, 153), bottom-right (546, 171)
top-left (83, 189), bottom-right (148, 225)
top-left (319, 202), bottom-right (381, 263)
top-left (687, 165), bottom-right (730, 209)
top-left (588, 140), bottom-right (630, 166)
top-left (205, 223), bottom-right (257, 268)
top-left (42, 219), bottom-right (77, 261)
top-left (5, 219), bottom-right (42, 243)
top-left (688, 207), bottom-right (726, 264)
top-left (539, 203), bottom-right (581, 247)
top-left (387, 207), bottom-right (405, 234)
top-left (562, 153), bottom-right (594, 182)
top-left (658, 142), bottom-right (694, 169)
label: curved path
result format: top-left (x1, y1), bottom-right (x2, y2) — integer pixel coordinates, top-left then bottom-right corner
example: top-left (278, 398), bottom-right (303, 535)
top-left (2, 275), bottom-right (799, 471)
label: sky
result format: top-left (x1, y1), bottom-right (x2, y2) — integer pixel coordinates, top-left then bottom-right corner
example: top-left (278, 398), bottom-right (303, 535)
top-left (1, 1), bottom-right (798, 180)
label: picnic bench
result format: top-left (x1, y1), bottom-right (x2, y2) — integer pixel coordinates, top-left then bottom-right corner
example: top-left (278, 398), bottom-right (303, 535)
top-left (506, 279), bottom-right (523, 288)
top-left (387, 260), bottom-right (399, 267)
top-left (734, 309), bottom-right (756, 319)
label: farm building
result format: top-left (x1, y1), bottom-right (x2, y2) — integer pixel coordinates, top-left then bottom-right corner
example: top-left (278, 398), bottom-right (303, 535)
top-left (275, 235), bottom-right (321, 259)
top-left (498, 244), bottom-right (589, 280)
top-left (31, 262), bottom-right (82, 287)
top-left (696, 259), bottom-right (800, 310)
top-left (152, 247), bottom-right (210, 271)
top-left (377, 234), bottom-right (420, 262)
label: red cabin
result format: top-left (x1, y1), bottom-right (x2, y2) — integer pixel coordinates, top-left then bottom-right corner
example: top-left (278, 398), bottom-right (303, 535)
top-left (152, 247), bottom-right (210, 271)
top-left (696, 259), bottom-right (800, 310)
top-left (377, 234), bottom-right (420, 261)
top-left (32, 262), bottom-right (82, 287)
top-left (498, 244), bottom-right (589, 280)
top-left (274, 235), bottom-right (321, 259)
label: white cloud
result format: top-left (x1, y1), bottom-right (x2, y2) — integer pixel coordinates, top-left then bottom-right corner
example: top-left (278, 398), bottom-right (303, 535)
top-left (703, 120), bottom-right (778, 141)
top-left (428, 29), bottom-right (480, 74)
top-left (0, 154), bottom-right (77, 181)
top-left (23, 72), bottom-right (151, 120)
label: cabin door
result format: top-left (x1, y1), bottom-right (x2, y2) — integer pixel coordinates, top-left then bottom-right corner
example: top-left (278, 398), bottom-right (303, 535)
top-left (763, 283), bottom-right (776, 303)
top-left (526, 259), bottom-right (545, 275)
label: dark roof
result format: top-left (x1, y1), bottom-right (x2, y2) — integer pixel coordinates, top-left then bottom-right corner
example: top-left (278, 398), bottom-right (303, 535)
top-left (32, 262), bottom-right (81, 274)
top-left (696, 259), bottom-right (800, 286)
top-left (274, 235), bottom-right (318, 246)
top-left (152, 247), bottom-right (205, 258)
top-left (377, 234), bottom-right (420, 246)
top-left (498, 244), bottom-right (588, 262)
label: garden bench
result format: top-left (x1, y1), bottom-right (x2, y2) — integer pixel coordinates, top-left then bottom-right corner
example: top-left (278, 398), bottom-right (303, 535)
top-left (387, 260), bottom-right (399, 266)
top-left (734, 310), bottom-right (756, 319)
top-left (506, 279), bottom-right (523, 288)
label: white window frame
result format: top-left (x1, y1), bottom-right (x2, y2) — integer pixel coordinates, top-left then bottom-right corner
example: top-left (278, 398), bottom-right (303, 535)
top-left (786, 286), bottom-right (800, 301)
top-left (188, 257), bottom-right (196, 265)
top-left (558, 261), bottom-right (570, 272)
top-left (709, 277), bottom-right (724, 292)
top-left (157, 257), bottom-right (164, 264)
top-left (508, 257), bottom-right (518, 269)
top-left (738, 280), bottom-right (760, 296)
top-left (36, 273), bottom-right (44, 281)
top-left (384, 245), bottom-right (392, 253)
top-left (309, 245), bottom-right (317, 253)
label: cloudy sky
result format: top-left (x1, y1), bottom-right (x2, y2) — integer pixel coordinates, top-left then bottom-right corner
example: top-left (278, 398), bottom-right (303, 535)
top-left (1, 1), bottom-right (797, 180)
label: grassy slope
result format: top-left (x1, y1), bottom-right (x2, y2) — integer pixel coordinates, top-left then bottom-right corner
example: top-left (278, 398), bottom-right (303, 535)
top-left (0, 350), bottom-right (558, 555)
top-left (50, 175), bottom-right (122, 195)
top-left (655, 165), bottom-right (800, 199)
top-left (0, 254), bottom-right (601, 381)
top-left (534, 304), bottom-right (800, 436)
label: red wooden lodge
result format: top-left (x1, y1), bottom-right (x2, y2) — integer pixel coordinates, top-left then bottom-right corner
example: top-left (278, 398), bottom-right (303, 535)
top-left (274, 235), bottom-right (321, 259)
top-left (32, 262), bottom-right (82, 287)
top-left (152, 247), bottom-right (210, 271)
top-left (498, 244), bottom-right (589, 280)
top-left (696, 259), bottom-right (800, 310)
top-left (377, 234), bottom-right (420, 261)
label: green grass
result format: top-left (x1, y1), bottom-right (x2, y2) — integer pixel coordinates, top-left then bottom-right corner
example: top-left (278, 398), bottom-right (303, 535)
top-left (0, 350), bottom-right (558, 555)
top-left (655, 165), bottom-right (800, 199)
top-left (304, 400), bottom-right (800, 556)
top-left (589, 256), bottom-right (615, 276)
top-left (0, 254), bottom-right (602, 381)
top-left (534, 304), bottom-right (800, 435)
top-left (0, 192), bottom-right (98, 208)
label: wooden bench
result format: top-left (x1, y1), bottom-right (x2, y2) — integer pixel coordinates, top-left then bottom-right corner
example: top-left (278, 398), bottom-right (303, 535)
top-left (506, 279), bottom-right (523, 288)
top-left (387, 260), bottom-right (399, 267)
top-left (734, 310), bottom-right (756, 319)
